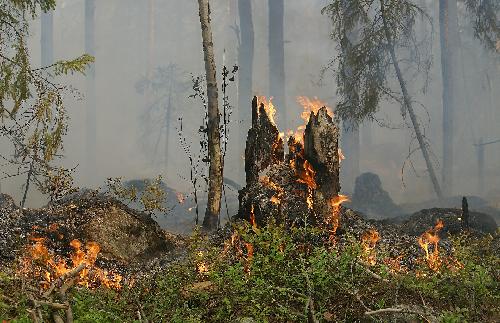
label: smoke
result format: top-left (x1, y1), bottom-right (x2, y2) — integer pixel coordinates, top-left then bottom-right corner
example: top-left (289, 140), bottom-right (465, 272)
top-left (1, 0), bottom-right (498, 214)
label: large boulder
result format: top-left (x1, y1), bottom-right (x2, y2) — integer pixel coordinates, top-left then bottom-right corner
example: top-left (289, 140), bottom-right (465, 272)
top-left (0, 191), bottom-right (175, 265)
top-left (347, 172), bottom-right (403, 219)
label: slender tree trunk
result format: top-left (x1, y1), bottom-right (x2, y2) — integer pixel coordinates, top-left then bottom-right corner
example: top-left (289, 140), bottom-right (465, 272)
top-left (341, 121), bottom-right (360, 194)
top-left (380, 0), bottom-right (443, 199)
top-left (41, 10), bottom-right (53, 67)
top-left (268, 0), bottom-right (286, 128)
top-left (439, 0), bottom-right (459, 196)
top-left (197, 0), bottom-right (223, 230)
top-left (85, 0), bottom-right (96, 181)
top-left (238, 0), bottom-right (254, 182)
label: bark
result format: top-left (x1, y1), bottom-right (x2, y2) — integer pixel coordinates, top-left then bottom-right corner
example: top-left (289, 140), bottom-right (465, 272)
top-left (439, 0), bottom-right (459, 196)
top-left (238, 0), bottom-right (254, 181)
top-left (85, 0), bottom-right (96, 179)
top-left (380, 0), bottom-right (443, 199)
top-left (41, 10), bottom-right (53, 67)
top-left (244, 97), bottom-right (284, 185)
top-left (197, 0), bottom-right (223, 230)
top-left (268, 0), bottom-right (286, 129)
top-left (304, 108), bottom-right (341, 200)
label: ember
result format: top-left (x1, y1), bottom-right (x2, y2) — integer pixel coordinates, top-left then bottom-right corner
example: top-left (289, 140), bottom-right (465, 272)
top-left (361, 229), bottom-right (380, 266)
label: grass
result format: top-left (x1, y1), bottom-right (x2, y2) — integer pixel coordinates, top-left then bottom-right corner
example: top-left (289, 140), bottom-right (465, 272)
top-left (1, 221), bottom-right (499, 322)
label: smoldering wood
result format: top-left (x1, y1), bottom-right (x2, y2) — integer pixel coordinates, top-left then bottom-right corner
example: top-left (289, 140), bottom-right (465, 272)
top-left (238, 97), bottom-right (341, 226)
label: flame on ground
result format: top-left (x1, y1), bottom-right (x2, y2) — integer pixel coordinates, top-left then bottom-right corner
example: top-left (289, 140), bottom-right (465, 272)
top-left (328, 195), bottom-right (350, 243)
top-left (361, 229), bottom-right (380, 266)
top-left (19, 236), bottom-right (122, 290)
top-left (417, 219), bottom-right (444, 271)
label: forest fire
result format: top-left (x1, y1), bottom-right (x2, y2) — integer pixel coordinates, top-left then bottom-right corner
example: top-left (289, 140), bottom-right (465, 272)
top-left (19, 236), bottom-right (122, 290)
top-left (361, 229), bottom-right (380, 266)
top-left (417, 219), bottom-right (444, 271)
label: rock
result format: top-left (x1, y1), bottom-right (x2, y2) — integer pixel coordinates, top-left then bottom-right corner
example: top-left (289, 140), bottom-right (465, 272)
top-left (0, 190), bottom-right (176, 266)
top-left (347, 172), bottom-right (403, 219)
top-left (399, 195), bottom-right (500, 225)
top-left (400, 208), bottom-right (497, 236)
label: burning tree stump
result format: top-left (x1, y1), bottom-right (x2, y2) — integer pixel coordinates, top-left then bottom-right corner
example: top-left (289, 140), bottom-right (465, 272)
top-left (238, 97), bottom-right (342, 227)
top-left (303, 107), bottom-right (341, 222)
top-left (239, 97), bottom-right (284, 224)
top-left (244, 96), bottom-right (284, 185)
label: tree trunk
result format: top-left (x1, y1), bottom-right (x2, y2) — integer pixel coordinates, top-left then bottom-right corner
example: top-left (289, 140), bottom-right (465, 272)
top-left (439, 0), bottom-right (459, 196)
top-left (238, 0), bottom-right (254, 182)
top-left (341, 120), bottom-right (360, 194)
top-left (41, 10), bottom-right (53, 67)
top-left (268, 0), bottom-right (286, 129)
top-left (85, 0), bottom-right (96, 182)
top-left (197, 0), bottom-right (223, 230)
top-left (380, 0), bottom-right (443, 199)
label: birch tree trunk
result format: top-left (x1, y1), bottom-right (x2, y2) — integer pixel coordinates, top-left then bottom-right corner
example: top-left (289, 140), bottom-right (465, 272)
top-left (197, 0), bottom-right (223, 230)
top-left (439, 0), bottom-right (459, 196)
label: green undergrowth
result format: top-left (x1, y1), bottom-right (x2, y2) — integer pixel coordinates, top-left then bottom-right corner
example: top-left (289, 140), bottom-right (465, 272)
top-left (1, 222), bottom-right (498, 322)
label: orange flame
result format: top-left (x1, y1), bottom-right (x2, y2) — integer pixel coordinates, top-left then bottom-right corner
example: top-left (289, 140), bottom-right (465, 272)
top-left (249, 204), bottom-right (257, 229)
top-left (257, 96), bottom-right (277, 126)
top-left (296, 96), bottom-right (333, 121)
top-left (20, 236), bottom-right (122, 290)
top-left (361, 229), bottom-right (380, 266)
top-left (417, 219), bottom-right (444, 271)
top-left (328, 195), bottom-right (350, 243)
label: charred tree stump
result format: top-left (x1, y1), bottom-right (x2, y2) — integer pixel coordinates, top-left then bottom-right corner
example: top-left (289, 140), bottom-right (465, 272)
top-left (239, 97), bottom-right (284, 223)
top-left (303, 107), bottom-right (341, 224)
top-left (238, 98), bottom-right (342, 227)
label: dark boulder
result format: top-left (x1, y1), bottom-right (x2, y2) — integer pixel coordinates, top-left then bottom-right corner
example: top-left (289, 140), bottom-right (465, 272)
top-left (400, 208), bottom-right (497, 236)
top-left (347, 172), bottom-right (403, 219)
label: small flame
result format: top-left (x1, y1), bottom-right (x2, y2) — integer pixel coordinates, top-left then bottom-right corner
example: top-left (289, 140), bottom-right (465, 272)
top-left (361, 229), bottom-right (380, 266)
top-left (296, 96), bottom-right (333, 121)
top-left (328, 195), bottom-right (350, 243)
top-left (417, 219), bottom-right (444, 271)
top-left (338, 148), bottom-right (345, 162)
top-left (257, 96), bottom-right (277, 126)
top-left (249, 204), bottom-right (257, 229)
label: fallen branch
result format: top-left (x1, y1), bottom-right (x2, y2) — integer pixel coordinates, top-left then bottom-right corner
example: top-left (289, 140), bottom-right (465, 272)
top-left (356, 260), bottom-right (389, 282)
top-left (43, 263), bottom-right (86, 299)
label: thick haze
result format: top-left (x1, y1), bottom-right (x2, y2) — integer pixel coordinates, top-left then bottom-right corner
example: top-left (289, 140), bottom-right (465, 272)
top-left (1, 0), bottom-right (499, 213)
